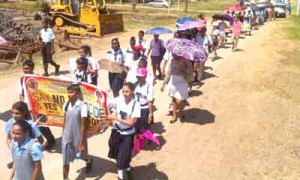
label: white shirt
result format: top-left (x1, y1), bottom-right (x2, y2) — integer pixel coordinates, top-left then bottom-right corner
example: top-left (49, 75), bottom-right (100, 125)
top-left (125, 58), bottom-right (141, 84)
top-left (86, 56), bottom-right (99, 78)
top-left (108, 96), bottom-right (141, 135)
top-left (63, 99), bottom-right (88, 117)
top-left (135, 82), bottom-right (154, 109)
top-left (40, 28), bottom-right (55, 43)
top-left (125, 46), bottom-right (134, 63)
top-left (73, 69), bottom-right (92, 84)
top-left (138, 38), bottom-right (148, 53)
top-left (107, 49), bottom-right (125, 65)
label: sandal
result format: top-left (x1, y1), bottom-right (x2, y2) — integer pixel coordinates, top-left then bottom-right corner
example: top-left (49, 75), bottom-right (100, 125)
top-left (170, 118), bottom-right (177, 124)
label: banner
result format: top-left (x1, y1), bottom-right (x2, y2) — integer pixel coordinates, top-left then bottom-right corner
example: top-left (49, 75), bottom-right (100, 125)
top-left (23, 75), bottom-right (108, 136)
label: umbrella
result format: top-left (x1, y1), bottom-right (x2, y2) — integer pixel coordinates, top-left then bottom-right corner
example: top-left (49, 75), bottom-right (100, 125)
top-left (176, 17), bottom-right (196, 25)
top-left (249, 4), bottom-right (258, 11)
top-left (227, 5), bottom-right (246, 12)
top-left (165, 38), bottom-right (208, 61)
top-left (145, 26), bottom-right (173, 35)
top-left (177, 21), bottom-right (205, 31)
top-left (212, 14), bottom-right (233, 22)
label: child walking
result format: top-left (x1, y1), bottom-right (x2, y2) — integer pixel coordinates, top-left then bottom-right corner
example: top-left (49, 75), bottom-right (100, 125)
top-left (9, 120), bottom-right (44, 180)
top-left (107, 82), bottom-right (141, 180)
top-left (135, 67), bottom-right (154, 132)
top-left (19, 60), bottom-right (56, 150)
top-left (62, 84), bottom-right (93, 180)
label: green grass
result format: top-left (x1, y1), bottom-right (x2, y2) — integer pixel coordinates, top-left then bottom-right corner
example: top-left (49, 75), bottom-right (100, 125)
top-left (286, 15), bottom-right (300, 40)
top-left (0, 2), bottom-right (37, 11)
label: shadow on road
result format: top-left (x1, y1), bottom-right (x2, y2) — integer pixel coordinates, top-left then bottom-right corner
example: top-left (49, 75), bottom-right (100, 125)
top-left (202, 71), bottom-right (218, 80)
top-left (143, 135), bottom-right (166, 152)
top-left (151, 121), bottom-right (166, 135)
top-left (75, 155), bottom-right (116, 180)
top-left (130, 162), bottom-right (168, 180)
top-left (182, 108), bottom-right (215, 125)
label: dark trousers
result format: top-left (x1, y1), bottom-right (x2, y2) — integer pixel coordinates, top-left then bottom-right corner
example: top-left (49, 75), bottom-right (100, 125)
top-left (41, 43), bottom-right (59, 73)
top-left (39, 126), bottom-right (55, 142)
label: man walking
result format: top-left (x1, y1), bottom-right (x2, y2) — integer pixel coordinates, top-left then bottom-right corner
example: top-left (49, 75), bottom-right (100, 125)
top-left (40, 19), bottom-right (60, 76)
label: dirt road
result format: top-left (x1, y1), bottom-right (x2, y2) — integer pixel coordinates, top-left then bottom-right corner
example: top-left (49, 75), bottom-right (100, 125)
top-left (0, 18), bottom-right (299, 180)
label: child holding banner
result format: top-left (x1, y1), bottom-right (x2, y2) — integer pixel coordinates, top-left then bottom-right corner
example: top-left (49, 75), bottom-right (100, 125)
top-left (19, 60), bottom-right (56, 150)
top-left (62, 84), bottom-right (93, 179)
top-left (107, 82), bottom-right (141, 180)
top-left (79, 45), bottom-right (99, 85)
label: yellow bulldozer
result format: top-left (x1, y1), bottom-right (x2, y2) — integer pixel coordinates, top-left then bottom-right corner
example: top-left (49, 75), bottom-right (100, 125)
top-left (49, 0), bottom-right (124, 37)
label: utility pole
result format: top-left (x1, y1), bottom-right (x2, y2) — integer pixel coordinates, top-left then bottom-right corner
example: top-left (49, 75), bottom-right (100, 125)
top-left (184, 0), bottom-right (188, 12)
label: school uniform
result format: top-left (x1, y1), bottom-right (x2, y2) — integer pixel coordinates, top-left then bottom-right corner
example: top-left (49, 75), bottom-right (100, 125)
top-left (86, 56), bottom-right (99, 85)
top-left (125, 58), bottom-right (141, 84)
top-left (138, 38), bottom-right (148, 54)
top-left (108, 96), bottom-right (141, 169)
top-left (73, 69), bottom-right (92, 84)
top-left (134, 82), bottom-right (154, 134)
top-left (107, 48), bottom-right (126, 96)
top-left (125, 46), bottom-right (134, 63)
top-left (4, 118), bottom-right (42, 139)
top-left (62, 100), bottom-right (88, 165)
top-left (40, 28), bottom-right (55, 64)
top-left (11, 136), bottom-right (44, 180)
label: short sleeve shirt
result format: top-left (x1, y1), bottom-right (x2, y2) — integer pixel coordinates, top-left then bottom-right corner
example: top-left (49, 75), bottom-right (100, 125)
top-left (232, 21), bottom-right (243, 36)
top-left (73, 69), bottom-right (92, 84)
top-left (150, 39), bottom-right (164, 57)
top-left (107, 49), bottom-right (125, 65)
top-left (108, 96), bottom-right (141, 135)
top-left (62, 100), bottom-right (88, 118)
top-left (40, 28), bottom-right (55, 43)
top-left (11, 136), bottom-right (43, 161)
top-left (4, 118), bottom-right (42, 138)
top-left (125, 58), bottom-right (141, 84)
top-left (135, 82), bottom-right (154, 109)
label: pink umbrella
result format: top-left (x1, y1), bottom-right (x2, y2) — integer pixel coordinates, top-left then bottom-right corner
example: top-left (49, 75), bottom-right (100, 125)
top-left (228, 5), bottom-right (246, 12)
top-left (177, 21), bottom-right (205, 31)
top-left (133, 130), bottom-right (160, 154)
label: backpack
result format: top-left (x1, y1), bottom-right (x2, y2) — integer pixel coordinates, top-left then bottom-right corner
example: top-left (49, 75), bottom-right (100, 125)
top-left (159, 40), bottom-right (166, 57)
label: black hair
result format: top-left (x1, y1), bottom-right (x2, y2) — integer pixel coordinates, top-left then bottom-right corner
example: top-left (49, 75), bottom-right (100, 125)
top-left (138, 30), bottom-right (144, 35)
top-left (76, 57), bottom-right (88, 69)
top-left (130, 36), bottom-right (136, 43)
top-left (111, 38), bottom-right (120, 48)
top-left (67, 83), bottom-right (81, 93)
top-left (139, 57), bottom-right (148, 67)
top-left (22, 59), bottom-right (35, 69)
top-left (12, 101), bottom-right (31, 120)
top-left (123, 82), bottom-right (136, 91)
top-left (80, 45), bottom-right (92, 56)
top-left (12, 120), bottom-right (34, 138)
top-left (198, 13), bottom-right (204, 18)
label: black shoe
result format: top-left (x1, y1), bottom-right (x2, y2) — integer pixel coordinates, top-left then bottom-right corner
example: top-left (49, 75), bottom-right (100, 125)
top-left (43, 73), bottom-right (49, 77)
top-left (45, 139), bottom-right (56, 150)
top-left (85, 158), bottom-right (93, 173)
top-left (55, 65), bottom-right (60, 75)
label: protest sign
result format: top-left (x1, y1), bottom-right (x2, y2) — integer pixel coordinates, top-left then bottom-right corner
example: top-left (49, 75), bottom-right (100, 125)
top-left (23, 75), bottom-right (108, 136)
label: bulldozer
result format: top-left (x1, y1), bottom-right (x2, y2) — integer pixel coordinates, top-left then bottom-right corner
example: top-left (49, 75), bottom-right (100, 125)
top-left (49, 0), bottom-right (124, 37)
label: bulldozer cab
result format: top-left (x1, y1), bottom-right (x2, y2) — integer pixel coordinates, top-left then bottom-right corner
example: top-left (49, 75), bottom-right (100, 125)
top-left (50, 0), bottom-right (80, 15)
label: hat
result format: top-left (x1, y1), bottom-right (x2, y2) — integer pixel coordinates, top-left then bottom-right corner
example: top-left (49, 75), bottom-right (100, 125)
top-left (132, 45), bottom-right (143, 52)
top-left (136, 68), bottom-right (148, 77)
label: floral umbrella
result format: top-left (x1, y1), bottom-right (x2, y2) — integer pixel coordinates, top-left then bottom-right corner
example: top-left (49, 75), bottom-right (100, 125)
top-left (165, 38), bottom-right (208, 61)
top-left (177, 21), bottom-right (205, 31)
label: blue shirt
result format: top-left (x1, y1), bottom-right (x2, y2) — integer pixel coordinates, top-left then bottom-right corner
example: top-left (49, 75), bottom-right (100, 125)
top-left (4, 118), bottom-right (42, 138)
top-left (11, 136), bottom-right (43, 162)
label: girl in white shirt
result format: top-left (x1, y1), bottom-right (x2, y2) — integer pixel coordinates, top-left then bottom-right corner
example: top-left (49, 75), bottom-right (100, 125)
top-left (107, 82), bottom-right (141, 180)
top-left (73, 57), bottom-right (92, 84)
top-left (134, 68), bottom-right (154, 133)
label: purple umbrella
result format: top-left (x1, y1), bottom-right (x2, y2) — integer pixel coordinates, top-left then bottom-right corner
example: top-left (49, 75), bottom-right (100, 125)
top-left (177, 21), bottom-right (205, 31)
top-left (166, 38), bottom-right (208, 61)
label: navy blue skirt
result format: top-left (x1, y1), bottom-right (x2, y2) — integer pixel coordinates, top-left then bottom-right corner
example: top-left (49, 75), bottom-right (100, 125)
top-left (108, 72), bottom-right (125, 96)
top-left (108, 129), bottom-right (134, 169)
top-left (135, 108), bottom-right (150, 134)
